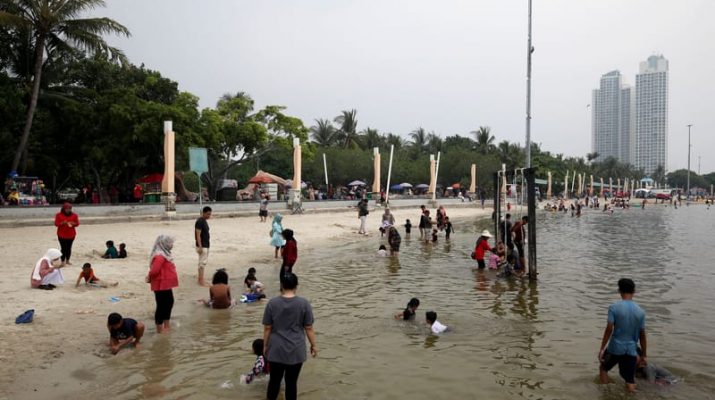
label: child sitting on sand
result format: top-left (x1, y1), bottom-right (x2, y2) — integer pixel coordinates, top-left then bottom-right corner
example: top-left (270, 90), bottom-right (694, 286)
top-left (426, 311), bottom-right (449, 334)
top-left (102, 240), bottom-right (119, 259)
top-left (377, 245), bottom-right (388, 257)
top-left (76, 263), bottom-right (118, 288)
top-left (395, 297), bottom-right (420, 320)
top-left (240, 339), bottom-right (269, 384)
top-left (107, 312), bottom-right (144, 354)
top-left (200, 269), bottom-right (235, 309)
top-left (118, 243), bottom-right (127, 258)
top-left (245, 274), bottom-right (266, 300)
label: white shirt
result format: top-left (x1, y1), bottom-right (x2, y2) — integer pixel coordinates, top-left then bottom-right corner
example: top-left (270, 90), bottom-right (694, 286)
top-left (377, 249), bottom-right (388, 257)
top-left (431, 320), bottom-right (448, 334)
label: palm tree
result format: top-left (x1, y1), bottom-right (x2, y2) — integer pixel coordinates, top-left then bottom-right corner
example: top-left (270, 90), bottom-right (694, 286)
top-left (385, 133), bottom-right (405, 150)
top-left (310, 118), bottom-right (336, 147)
top-left (652, 164), bottom-right (666, 186)
top-left (471, 126), bottom-right (495, 154)
top-left (409, 127), bottom-right (428, 152)
top-left (361, 127), bottom-right (383, 150)
top-left (426, 132), bottom-right (443, 153)
top-left (1, 0), bottom-right (130, 174)
top-left (334, 109), bottom-right (359, 149)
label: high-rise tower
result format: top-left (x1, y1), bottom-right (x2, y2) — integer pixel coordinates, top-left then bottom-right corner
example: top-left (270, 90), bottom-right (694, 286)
top-left (634, 55), bottom-right (669, 174)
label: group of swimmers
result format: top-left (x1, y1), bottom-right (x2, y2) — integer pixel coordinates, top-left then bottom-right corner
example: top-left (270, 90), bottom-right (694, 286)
top-left (394, 297), bottom-right (450, 334)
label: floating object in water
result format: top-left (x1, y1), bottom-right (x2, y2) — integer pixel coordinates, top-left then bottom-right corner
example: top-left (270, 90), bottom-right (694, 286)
top-left (109, 297), bottom-right (120, 303)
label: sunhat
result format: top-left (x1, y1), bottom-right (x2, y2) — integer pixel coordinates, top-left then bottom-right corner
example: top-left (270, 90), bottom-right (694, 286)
top-left (480, 230), bottom-right (492, 238)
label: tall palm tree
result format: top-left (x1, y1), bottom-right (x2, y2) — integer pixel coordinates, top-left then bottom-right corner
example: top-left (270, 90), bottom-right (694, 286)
top-left (361, 127), bottom-right (382, 150)
top-left (652, 164), bottom-right (666, 186)
top-left (426, 132), bottom-right (442, 153)
top-left (0, 0), bottom-right (130, 174)
top-left (310, 118), bottom-right (336, 147)
top-left (471, 126), bottom-right (495, 154)
top-left (385, 133), bottom-right (405, 150)
top-left (409, 127), bottom-right (428, 152)
top-left (334, 109), bottom-right (359, 149)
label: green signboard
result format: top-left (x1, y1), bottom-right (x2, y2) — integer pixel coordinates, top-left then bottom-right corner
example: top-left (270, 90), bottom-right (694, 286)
top-left (189, 147), bottom-right (208, 173)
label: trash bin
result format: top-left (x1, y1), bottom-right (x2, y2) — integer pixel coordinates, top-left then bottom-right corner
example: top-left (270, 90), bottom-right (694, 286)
top-left (217, 188), bottom-right (238, 201)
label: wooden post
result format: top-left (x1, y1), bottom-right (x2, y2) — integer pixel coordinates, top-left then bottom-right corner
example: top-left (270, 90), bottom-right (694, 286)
top-left (525, 167), bottom-right (537, 280)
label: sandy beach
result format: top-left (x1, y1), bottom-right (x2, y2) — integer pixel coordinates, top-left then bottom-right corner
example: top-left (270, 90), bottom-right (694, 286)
top-left (0, 204), bottom-right (489, 395)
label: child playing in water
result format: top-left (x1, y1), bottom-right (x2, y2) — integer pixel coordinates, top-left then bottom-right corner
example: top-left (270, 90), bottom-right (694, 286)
top-left (430, 228), bottom-right (438, 242)
top-left (377, 245), bottom-right (388, 257)
top-left (118, 243), bottom-right (127, 258)
top-left (404, 219), bottom-right (412, 238)
top-left (425, 311), bottom-right (449, 334)
top-left (245, 274), bottom-right (266, 300)
top-left (200, 269), bottom-right (234, 309)
top-left (395, 297), bottom-right (420, 320)
top-left (76, 263), bottom-right (118, 288)
top-left (636, 347), bottom-right (678, 385)
top-left (498, 254), bottom-right (516, 278)
top-left (444, 217), bottom-right (454, 239)
top-left (240, 339), bottom-right (269, 384)
top-left (244, 267), bottom-right (257, 291)
top-left (107, 312), bottom-right (144, 354)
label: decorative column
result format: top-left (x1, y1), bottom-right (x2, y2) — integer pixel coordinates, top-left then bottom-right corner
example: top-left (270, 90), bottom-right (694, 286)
top-left (161, 121), bottom-right (176, 216)
top-left (546, 171), bottom-right (552, 199)
top-left (469, 163), bottom-right (476, 194)
top-left (291, 138), bottom-right (302, 206)
top-left (372, 147), bottom-right (381, 195)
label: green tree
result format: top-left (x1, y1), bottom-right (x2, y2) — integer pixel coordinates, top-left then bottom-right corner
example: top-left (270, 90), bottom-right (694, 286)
top-left (651, 164), bottom-right (666, 187)
top-left (409, 127), bottom-right (428, 153)
top-left (310, 118), bottom-right (336, 146)
top-left (472, 126), bottom-right (495, 154)
top-left (0, 0), bottom-right (130, 174)
top-left (334, 109), bottom-right (359, 148)
top-left (361, 127), bottom-right (383, 150)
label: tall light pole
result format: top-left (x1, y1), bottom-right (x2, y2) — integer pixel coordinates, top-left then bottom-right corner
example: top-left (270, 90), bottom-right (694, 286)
top-left (524, 0), bottom-right (533, 168)
top-left (687, 124), bottom-right (692, 199)
top-left (698, 155), bottom-right (701, 175)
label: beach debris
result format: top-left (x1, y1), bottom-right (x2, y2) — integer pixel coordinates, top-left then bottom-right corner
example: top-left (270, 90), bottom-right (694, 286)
top-left (15, 309), bottom-right (35, 324)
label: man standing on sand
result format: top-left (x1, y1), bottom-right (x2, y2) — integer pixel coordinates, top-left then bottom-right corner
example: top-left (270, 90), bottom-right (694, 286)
top-left (195, 206), bottom-right (212, 286)
top-left (357, 199), bottom-right (369, 234)
top-left (259, 194), bottom-right (270, 222)
top-left (598, 278), bottom-right (647, 393)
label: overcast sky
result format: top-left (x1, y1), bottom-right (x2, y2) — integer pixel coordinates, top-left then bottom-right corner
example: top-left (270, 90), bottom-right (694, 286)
top-left (101, 0), bottom-right (714, 173)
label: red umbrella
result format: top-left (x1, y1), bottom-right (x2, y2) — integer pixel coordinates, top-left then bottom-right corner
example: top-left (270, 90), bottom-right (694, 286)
top-left (248, 175), bottom-right (275, 184)
top-left (139, 173), bottom-right (163, 183)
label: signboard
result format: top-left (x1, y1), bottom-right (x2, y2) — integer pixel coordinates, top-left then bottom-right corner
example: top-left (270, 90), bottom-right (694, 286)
top-left (189, 147), bottom-right (208, 173)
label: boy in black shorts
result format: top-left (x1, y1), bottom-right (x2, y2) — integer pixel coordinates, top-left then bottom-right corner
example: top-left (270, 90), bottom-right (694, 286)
top-left (107, 312), bottom-right (145, 354)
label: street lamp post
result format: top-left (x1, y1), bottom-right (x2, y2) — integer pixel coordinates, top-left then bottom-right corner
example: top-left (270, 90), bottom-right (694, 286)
top-left (524, 0), bottom-right (533, 168)
top-left (687, 124), bottom-right (692, 200)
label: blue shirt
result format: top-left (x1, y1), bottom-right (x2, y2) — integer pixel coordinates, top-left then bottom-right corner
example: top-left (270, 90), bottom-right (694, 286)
top-left (606, 300), bottom-right (645, 356)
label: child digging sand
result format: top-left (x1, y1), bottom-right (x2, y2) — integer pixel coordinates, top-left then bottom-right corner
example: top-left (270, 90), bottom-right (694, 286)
top-left (107, 312), bottom-right (144, 354)
top-left (240, 339), bottom-right (269, 384)
top-left (76, 263), bottom-right (118, 288)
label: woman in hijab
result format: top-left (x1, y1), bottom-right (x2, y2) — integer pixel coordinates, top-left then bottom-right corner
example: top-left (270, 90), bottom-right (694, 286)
top-left (31, 249), bottom-right (65, 289)
top-left (54, 202), bottom-right (79, 265)
top-left (269, 214), bottom-right (286, 258)
top-left (146, 235), bottom-right (179, 333)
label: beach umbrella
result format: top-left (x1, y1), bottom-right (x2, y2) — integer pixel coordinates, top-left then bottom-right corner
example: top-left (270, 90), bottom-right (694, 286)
top-left (546, 171), bottom-right (552, 199)
top-left (400, 182), bottom-right (413, 188)
top-left (372, 148), bottom-right (381, 194)
top-left (415, 183), bottom-right (429, 189)
top-left (248, 175), bottom-right (275, 184)
top-left (348, 180), bottom-right (366, 186)
top-left (390, 184), bottom-right (403, 191)
top-left (470, 164), bottom-right (476, 193)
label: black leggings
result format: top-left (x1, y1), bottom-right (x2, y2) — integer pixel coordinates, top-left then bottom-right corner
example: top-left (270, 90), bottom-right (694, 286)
top-left (58, 237), bottom-right (74, 262)
top-left (154, 290), bottom-right (174, 325)
top-left (267, 362), bottom-right (303, 400)
top-left (279, 263), bottom-right (294, 283)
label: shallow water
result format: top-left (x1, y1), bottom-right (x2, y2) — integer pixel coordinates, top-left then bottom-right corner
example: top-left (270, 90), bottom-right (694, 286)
top-left (18, 205), bottom-right (715, 399)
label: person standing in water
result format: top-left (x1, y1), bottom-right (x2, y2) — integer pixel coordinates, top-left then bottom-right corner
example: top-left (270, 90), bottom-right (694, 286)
top-left (146, 235), bottom-right (179, 334)
top-left (195, 206), bottom-right (212, 286)
top-left (270, 214), bottom-right (286, 258)
top-left (54, 202), bottom-right (79, 265)
top-left (598, 278), bottom-right (647, 393)
top-left (357, 199), bottom-right (369, 235)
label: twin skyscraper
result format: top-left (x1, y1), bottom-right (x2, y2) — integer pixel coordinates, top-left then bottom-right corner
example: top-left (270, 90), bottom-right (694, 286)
top-left (591, 55), bottom-right (668, 175)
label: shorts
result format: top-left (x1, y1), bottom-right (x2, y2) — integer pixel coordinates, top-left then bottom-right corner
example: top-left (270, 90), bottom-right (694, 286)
top-left (259, 209), bottom-right (268, 217)
top-left (197, 248), bottom-right (209, 269)
top-left (601, 351), bottom-right (637, 384)
top-left (477, 259), bottom-right (486, 269)
top-left (390, 243), bottom-right (400, 252)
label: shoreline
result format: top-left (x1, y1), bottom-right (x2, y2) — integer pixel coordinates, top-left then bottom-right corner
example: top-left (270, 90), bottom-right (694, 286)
top-left (0, 205), bottom-right (491, 395)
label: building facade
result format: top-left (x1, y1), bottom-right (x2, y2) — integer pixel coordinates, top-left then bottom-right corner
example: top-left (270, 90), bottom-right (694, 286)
top-left (634, 55), bottom-right (669, 175)
top-left (591, 71), bottom-right (633, 164)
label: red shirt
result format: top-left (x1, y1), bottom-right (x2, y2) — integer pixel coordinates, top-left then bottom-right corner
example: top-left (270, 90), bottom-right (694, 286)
top-left (54, 211), bottom-right (80, 239)
top-left (79, 268), bottom-right (97, 283)
top-left (148, 255), bottom-right (179, 291)
top-left (512, 221), bottom-right (525, 242)
top-left (282, 240), bottom-right (298, 266)
top-left (474, 238), bottom-right (492, 261)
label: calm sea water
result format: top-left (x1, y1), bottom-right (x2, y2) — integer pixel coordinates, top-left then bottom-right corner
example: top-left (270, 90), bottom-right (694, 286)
top-left (18, 204), bottom-right (715, 399)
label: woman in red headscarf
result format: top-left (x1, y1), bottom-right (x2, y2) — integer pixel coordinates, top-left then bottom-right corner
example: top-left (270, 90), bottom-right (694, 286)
top-left (54, 202), bottom-right (80, 265)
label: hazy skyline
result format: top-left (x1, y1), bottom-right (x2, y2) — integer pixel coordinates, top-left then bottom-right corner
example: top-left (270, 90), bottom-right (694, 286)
top-left (101, 0), bottom-right (714, 174)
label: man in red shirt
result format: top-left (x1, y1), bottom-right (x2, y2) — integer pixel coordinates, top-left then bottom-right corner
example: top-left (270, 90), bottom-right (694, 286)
top-left (54, 202), bottom-right (80, 265)
top-left (472, 230), bottom-right (492, 269)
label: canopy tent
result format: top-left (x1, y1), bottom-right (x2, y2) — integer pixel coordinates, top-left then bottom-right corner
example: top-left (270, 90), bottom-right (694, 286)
top-left (390, 184), bottom-right (403, 190)
top-left (415, 183), bottom-right (429, 189)
top-left (247, 170), bottom-right (288, 186)
top-left (348, 180), bottom-right (366, 186)
top-left (399, 182), bottom-right (413, 188)
top-left (139, 173), bottom-right (163, 183)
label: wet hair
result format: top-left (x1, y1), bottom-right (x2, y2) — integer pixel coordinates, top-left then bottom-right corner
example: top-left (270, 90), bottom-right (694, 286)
top-left (212, 269), bottom-right (229, 285)
top-left (281, 272), bottom-right (299, 290)
top-left (252, 339), bottom-right (264, 356)
top-left (202, 206), bottom-right (212, 214)
top-left (379, 245), bottom-right (387, 251)
top-left (425, 311), bottom-right (437, 324)
top-left (505, 213), bottom-right (511, 219)
top-left (248, 267), bottom-right (256, 275)
top-left (407, 298), bottom-right (420, 308)
top-left (246, 274), bottom-right (256, 283)
top-left (82, 263), bottom-right (92, 270)
top-left (522, 216), bottom-right (529, 222)
top-left (107, 312), bottom-right (122, 326)
top-left (119, 243), bottom-right (126, 249)
top-left (106, 240), bottom-right (114, 247)
top-left (618, 278), bottom-right (635, 294)
top-left (282, 229), bottom-right (295, 241)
